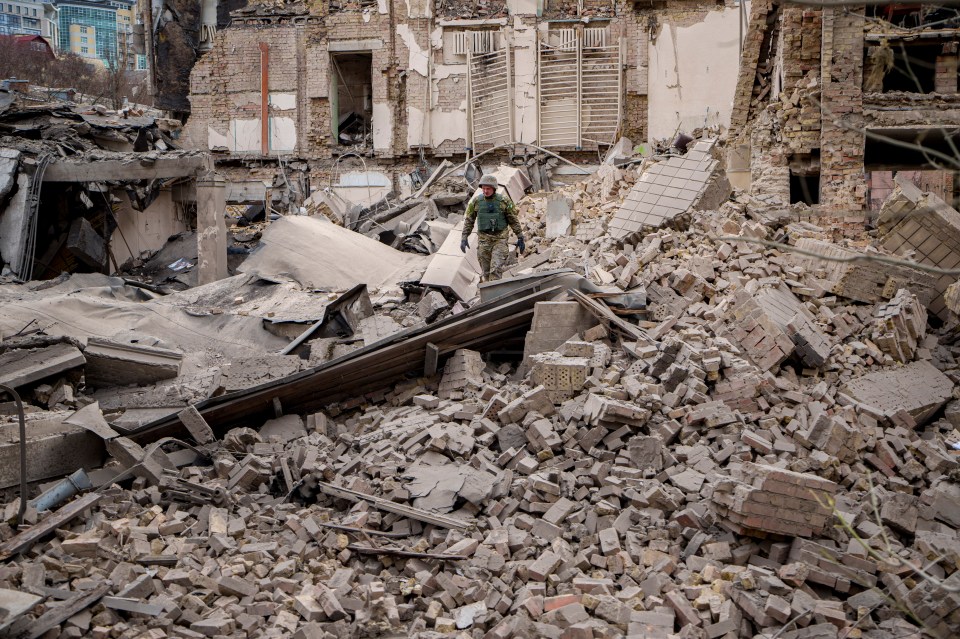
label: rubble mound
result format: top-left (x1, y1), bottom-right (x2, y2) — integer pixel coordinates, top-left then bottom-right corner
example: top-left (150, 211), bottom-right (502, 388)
top-left (0, 155), bottom-right (959, 639)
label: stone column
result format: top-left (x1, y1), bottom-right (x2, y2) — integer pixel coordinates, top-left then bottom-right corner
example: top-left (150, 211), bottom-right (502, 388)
top-left (196, 174), bottom-right (228, 285)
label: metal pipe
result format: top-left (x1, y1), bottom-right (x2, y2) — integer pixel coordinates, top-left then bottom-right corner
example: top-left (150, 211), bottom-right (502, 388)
top-left (0, 384), bottom-right (27, 527)
top-left (260, 42), bottom-right (270, 156)
top-left (30, 469), bottom-right (92, 513)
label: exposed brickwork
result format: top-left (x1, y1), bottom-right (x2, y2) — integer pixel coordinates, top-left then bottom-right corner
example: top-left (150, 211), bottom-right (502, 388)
top-left (729, 0), bottom-right (773, 135)
top-left (818, 7), bottom-right (866, 214)
top-left (935, 42), bottom-right (959, 94)
top-left (712, 463), bottom-right (839, 538)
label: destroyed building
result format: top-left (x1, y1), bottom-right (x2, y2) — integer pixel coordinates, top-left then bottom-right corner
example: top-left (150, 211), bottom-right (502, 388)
top-left (731, 2), bottom-right (960, 224)
top-left (2, 2), bottom-right (960, 639)
top-left (174, 0), bottom-right (746, 204)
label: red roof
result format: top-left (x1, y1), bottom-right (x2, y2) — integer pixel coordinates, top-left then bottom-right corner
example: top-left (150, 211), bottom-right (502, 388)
top-left (11, 35), bottom-right (55, 59)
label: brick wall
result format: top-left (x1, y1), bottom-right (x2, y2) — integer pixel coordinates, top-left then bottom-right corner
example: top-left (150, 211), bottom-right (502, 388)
top-left (729, 0), bottom-right (773, 136)
top-left (818, 7), bottom-right (867, 215)
top-left (779, 7), bottom-right (821, 155)
top-left (185, 2), bottom-right (755, 165)
top-left (935, 43), bottom-right (958, 94)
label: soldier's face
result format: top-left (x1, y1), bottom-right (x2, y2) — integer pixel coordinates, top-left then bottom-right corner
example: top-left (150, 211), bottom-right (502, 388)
top-left (481, 185), bottom-right (495, 197)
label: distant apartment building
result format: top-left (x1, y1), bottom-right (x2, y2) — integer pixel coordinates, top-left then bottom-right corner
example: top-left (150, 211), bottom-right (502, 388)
top-left (56, 0), bottom-right (144, 69)
top-left (0, 0), bottom-right (59, 45)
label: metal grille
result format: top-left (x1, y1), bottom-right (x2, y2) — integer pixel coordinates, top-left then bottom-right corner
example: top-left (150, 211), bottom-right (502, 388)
top-left (538, 34), bottom-right (622, 149)
top-left (583, 27), bottom-right (608, 48)
top-left (580, 43), bottom-right (621, 146)
top-left (468, 47), bottom-right (513, 150)
top-left (538, 41), bottom-right (580, 148)
top-left (549, 28), bottom-right (577, 50)
top-left (454, 30), bottom-right (500, 56)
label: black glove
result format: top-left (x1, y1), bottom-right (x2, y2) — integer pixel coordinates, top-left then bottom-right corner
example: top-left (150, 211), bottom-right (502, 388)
top-left (516, 236), bottom-right (525, 254)
top-left (460, 238), bottom-right (469, 253)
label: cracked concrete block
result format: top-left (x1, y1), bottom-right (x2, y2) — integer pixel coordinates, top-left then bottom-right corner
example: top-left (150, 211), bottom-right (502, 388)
top-left (840, 360), bottom-right (953, 425)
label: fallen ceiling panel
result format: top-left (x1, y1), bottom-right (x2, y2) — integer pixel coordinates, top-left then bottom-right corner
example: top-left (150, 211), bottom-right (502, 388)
top-left (237, 216), bottom-right (430, 291)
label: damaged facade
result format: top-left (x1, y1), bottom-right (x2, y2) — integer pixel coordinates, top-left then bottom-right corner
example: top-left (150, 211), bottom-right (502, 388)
top-left (4, 2), bottom-right (960, 639)
top-left (732, 2), bottom-right (960, 222)
top-left (176, 0), bottom-right (746, 203)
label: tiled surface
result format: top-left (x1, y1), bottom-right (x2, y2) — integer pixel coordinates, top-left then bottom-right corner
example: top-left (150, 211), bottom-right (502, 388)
top-left (880, 195), bottom-right (960, 320)
top-left (609, 139), bottom-right (720, 239)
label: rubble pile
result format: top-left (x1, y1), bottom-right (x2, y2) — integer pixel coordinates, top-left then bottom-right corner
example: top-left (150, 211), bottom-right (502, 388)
top-left (0, 144), bottom-right (959, 639)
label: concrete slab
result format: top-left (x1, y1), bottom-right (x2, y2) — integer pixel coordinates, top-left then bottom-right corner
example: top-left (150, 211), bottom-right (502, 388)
top-left (83, 338), bottom-right (183, 389)
top-left (0, 148), bottom-right (20, 201)
top-left (0, 413), bottom-right (105, 489)
top-left (0, 343), bottom-right (86, 389)
top-left (840, 360), bottom-right (954, 425)
top-left (0, 587), bottom-right (43, 632)
top-left (0, 172), bottom-right (30, 273)
top-left (66, 217), bottom-right (106, 270)
top-left (420, 220), bottom-right (482, 301)
top-left (545, 194), bottom-right (572, 239)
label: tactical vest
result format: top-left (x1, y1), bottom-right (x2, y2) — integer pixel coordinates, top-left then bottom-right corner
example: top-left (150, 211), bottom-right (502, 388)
top-left (476, 195), bottom-right (508, 234)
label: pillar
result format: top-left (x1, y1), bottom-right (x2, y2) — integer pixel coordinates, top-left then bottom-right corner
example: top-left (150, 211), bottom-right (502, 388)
top-left (196, 174), bottom-right (228, 285)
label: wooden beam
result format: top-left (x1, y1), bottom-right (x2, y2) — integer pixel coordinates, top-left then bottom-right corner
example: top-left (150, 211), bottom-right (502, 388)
top-left (43, 156), bottom-right (208, 182)
top-left (0, 493), bottom-right (101, 561)
top-left (128, 280), bottom-right (565, 441)
top-left (424, 342), bottom-right (440, 377)
top-left (316, 481), bottom-right (469, 530)
top-left (348, 545), bottom-right (467, 560)
top-left (17, 582), bottom-right (109, 639)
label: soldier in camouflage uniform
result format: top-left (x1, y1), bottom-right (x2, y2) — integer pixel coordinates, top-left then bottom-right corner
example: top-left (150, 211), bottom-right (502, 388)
top-left (460, 175), bottom-right (525, 282)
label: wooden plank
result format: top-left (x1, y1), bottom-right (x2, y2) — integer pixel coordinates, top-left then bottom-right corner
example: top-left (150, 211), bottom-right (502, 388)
top-left (316, 481), bottom-right (469, 530)
top-left (319, 523), bottom-right (411, 538)
top-left (0, 493), bottom-right (101, 560)
top-left (348, 545), bottom-right (467, 560)
top-left (102, 596), bottom-right (165, 616)
top-left (134, 554), bottom-right (178, 566)
top-left (17, 582), bottom-right (109, 639)
top-left (424, 342), bottom-right (440, 377)
top-left (570, 289), bottom-right (655, 346)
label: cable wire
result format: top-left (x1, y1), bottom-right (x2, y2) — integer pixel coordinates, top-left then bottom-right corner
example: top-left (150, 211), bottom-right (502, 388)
top-left (711, 234), bottom-right (960, 276)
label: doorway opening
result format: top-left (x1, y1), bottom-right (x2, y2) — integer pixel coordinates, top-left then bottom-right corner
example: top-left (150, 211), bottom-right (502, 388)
top-left (330, 52), bottom-right (373, 148)
top-left (789, 171), bottom-right (820, 205)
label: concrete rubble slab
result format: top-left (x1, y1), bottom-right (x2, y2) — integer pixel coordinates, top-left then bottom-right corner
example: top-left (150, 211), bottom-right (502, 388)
top-left (238, 216), bottom-right (429, 292)
top-left (840, 360), bottom-right (954, 425)
top-left (476, 166), bottom-right (533, 204)
top-left (609, 139), bottom-right (731, 239)
top-left (544, 193), bottom-right (572, 239)
top-left (0, 413), bottom-right (105, 489)
top-left (83, 338), bottom-right (183, 389)
top-left (419, 220), bottom-right (482, 301)
top-left (0, 343), bottom-right (85, 389)
top-left (0, 147), bottom-right (20, 201)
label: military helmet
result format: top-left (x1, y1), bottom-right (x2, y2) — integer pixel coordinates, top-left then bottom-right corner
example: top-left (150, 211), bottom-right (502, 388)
top-left (478, 175), bottom-right (498, 188)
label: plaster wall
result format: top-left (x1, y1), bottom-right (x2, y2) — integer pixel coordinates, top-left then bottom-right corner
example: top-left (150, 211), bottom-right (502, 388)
top-left (647, 6), bottom-right (745, 141)
top-left (111, 190), bottom-right (189, 267)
